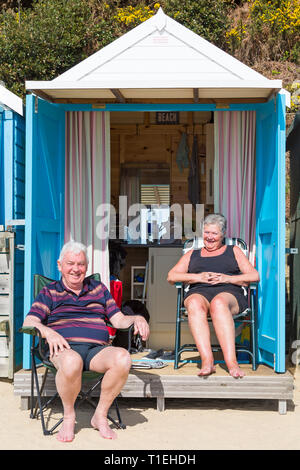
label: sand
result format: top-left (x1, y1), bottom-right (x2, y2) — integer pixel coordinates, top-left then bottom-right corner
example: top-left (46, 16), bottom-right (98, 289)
top-left (1, 370), bottom-right (300, 451)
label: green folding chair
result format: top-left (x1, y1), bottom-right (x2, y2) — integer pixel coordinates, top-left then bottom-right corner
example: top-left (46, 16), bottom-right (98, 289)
top-left (20, 273), bottom-right (134, 436)
top-left (174, 237), bottom-right (258, 370)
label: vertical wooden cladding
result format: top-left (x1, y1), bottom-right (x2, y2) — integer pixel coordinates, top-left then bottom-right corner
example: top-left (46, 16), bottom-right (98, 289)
top-left (110, 111), bottom-right (212, 210)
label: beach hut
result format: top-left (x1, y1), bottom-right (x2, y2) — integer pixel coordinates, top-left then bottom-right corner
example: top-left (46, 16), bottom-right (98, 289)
top-left (22, 8), bottom-right (288, 378)
top-left (0, 84), bottom-right (24, 378)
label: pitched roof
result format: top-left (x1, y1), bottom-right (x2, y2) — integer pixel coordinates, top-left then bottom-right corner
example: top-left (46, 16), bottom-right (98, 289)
top-left (0, 84), bottom-right (23, 116)
top-left (26, 8), bottom-right (282, 103)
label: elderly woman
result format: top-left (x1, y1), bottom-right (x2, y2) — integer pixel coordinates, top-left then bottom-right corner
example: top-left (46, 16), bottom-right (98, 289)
top-left (167, 213), bottom-right (259, 378)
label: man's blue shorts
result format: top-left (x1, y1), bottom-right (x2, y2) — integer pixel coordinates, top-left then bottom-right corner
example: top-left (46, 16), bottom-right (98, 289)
top-left (47, 341), bottom-right (110, 371)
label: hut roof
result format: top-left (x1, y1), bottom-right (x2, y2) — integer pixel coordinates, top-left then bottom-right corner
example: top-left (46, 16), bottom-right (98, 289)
top-left (26, 8), bottom-right (282, 104)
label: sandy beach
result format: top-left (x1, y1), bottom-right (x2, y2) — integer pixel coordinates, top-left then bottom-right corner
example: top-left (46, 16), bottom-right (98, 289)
top-left (1, 367), bottom-right (300, 451)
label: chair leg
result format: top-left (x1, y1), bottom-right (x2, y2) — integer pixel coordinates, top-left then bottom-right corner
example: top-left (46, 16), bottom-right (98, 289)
top-left (112, 398), bottom-right (126, 430)
top-left (174, 288), bottom-right (182, 369)
top-left (33, 367), bottom-right (49, 419)
top-left (31, 351), bottom-right (52, 435)
top-left (30, 358), bottom-right (126, 435)
top-left (76, 378), bottom-right (126, 430)
top-left (252, 315), bottom-right (258, 371)
top-left (30, 351), bottom-right (35, 419)
top-left (250, 293), bottom-right (258, 371)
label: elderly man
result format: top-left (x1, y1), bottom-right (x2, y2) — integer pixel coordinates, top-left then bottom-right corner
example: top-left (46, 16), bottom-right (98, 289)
top-left (23, 241), bottom-right (149, 442)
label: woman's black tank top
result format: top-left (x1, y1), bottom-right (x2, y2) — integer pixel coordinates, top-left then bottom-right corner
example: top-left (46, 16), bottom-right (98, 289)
top-left (188, 245), bottom-right (241, 282)
top-left (185, 245), bottom-right (248, 311)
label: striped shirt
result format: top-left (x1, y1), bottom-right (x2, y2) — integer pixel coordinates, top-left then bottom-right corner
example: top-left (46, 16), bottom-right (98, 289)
top-left (27, 277), bottom-right (121, 345)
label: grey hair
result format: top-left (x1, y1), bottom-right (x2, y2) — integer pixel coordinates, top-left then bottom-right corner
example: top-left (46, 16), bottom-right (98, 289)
top-left (58, 241), bottom-right (89, 264)
top-left (202, 213), bottom-right (227, 236)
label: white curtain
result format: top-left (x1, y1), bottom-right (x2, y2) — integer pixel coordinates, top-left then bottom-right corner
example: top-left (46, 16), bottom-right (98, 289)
top-left (214, 111), bottom-right (256, 264)
top-left (65, 111), bottom-right (111, 288)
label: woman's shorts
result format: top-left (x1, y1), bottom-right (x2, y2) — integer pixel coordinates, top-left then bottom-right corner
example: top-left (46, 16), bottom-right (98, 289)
top-left (46, 341), bottom-right (110, 371)
top-left (184, 284), bottom-right (248, 313)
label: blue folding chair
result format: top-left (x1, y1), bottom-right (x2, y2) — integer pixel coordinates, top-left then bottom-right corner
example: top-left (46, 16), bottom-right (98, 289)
top-left (174, 237), bottom-right (258, 370)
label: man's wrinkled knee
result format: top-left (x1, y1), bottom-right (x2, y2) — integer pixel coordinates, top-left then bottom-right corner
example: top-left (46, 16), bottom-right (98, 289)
top-left (113, 347), bottom-right (132, 372)
top-left (54, 351), bottom-right (83, 378)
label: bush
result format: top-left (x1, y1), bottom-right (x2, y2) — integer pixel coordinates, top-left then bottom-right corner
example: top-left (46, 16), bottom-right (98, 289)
top-left (0, 0), bottom-right (121, 98)
top-left (226, 0), bottom-right (300, 64)
top-left (162, 0), bottom-right (235, 49)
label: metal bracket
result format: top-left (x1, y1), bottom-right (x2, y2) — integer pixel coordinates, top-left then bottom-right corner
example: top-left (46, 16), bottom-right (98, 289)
top-left (286, 248), bottom-right (298, 254)
top-left (6, 219), bottom-right (25, 226)
top-left (16, 244), bottom-right (25, 251)
top-left (34, 95), bottom-right (38, 113)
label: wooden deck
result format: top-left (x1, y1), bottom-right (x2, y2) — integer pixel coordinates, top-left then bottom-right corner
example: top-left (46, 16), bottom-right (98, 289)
top-left (13, 353), bottom-right (294, 415)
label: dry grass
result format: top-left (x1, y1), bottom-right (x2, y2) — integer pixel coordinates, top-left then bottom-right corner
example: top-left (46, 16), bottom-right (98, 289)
top-left (252, 60), bottom-right (300, 87)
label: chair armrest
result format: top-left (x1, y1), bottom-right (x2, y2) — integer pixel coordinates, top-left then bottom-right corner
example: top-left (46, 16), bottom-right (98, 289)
top-left (19, 326), bottom-right (48, 363)
top-left (19, 326), bottom-right (40, 336)
top-left (118, 324), bottom-right (135, 334)
top-left (105, 321), bottom-right (135, 334)
top-left (175, 282), bottom-right (183, 288)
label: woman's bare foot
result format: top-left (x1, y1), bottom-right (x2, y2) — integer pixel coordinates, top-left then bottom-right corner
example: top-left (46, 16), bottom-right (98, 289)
top-left (228, 363), bottom-right (245, 378)
top-left (197, 362), bottom-right (216, 376)
top-left (56, 416), bottom-right (75, 442)
top-left (91, 413), bottom-right (117, 440)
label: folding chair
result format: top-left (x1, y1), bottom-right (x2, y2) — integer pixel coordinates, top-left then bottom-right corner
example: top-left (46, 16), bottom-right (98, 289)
top-left (174, 237), bottom-right (258, 370)
top-left (20, 273), bottom-right (134, 436)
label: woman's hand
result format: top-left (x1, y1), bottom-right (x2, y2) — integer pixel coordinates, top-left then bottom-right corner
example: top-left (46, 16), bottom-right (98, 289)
top-left (204, 272), bottom-right (230, 284)
top-left (202, 272), bottom-right (249, 286)
top-left (195, 272), bottom-right (229, 284)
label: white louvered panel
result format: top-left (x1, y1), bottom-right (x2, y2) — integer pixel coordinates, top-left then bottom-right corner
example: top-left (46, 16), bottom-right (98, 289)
top-left (141, 184), bottom-right (170, 205)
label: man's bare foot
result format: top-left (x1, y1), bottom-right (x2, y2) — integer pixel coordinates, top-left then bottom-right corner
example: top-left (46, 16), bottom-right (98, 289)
top-left (228, 363), bottom-right (245, 378)
top-left (197, 363), bottom-right (216, 376)
top-left (91, 414), bottom-right (117, 440)
top-left (56, 416), bottom-right (75, 442)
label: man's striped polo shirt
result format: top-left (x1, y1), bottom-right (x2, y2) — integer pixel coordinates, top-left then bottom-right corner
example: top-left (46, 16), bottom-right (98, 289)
top-left (27, 277), bottom-right (121, 345)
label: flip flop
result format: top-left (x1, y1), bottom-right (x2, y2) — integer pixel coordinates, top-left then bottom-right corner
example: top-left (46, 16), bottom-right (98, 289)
top-left (144, 348), bottom-right (164, 359)
top-left (131, 359), bottom-right (168, 369)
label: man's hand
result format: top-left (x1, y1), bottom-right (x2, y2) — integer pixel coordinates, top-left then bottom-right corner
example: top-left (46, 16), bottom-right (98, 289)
top-left (132, 315), bottom-right (150, 341)
top-left (23, 314), bottom-right (70, 358)
top-left (44, 328), bottom-right (71, 357)
top-left (110, 312), bottom-right (150, 341)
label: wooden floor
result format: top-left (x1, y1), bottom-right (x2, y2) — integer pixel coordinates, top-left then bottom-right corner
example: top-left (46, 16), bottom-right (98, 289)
top-left (14, 352), bottom-right (294, 415)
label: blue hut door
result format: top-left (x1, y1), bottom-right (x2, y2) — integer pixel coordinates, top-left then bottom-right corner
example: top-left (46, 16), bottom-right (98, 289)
top-left (2, 109), bottom-right (26, 372)
top-left (0, 110), bottom-right (4, 224)
top-left (256, 92), bottom-right (286, 373)
top-left (23, 96), bottom-right (65, 368)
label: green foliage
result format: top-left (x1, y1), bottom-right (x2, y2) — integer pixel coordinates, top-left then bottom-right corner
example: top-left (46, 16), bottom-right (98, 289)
top-left (286, 81), bottom-right (300, 112)
top-left (0, 0), bottom-right (91, 96)
top-left (114, 2), bottom-right (159, 29)
top-left (0, 0), bottom-right (298, 100)
top-left (161, 0), bottom-right (235, 49)
top-left (0, 0), bottom-right (121, 97)
top-left (226, 0), bottom-right (300, 64)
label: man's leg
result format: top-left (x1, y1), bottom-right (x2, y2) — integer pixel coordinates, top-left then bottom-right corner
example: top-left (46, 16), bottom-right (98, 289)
top-left (89, 346), bottom-right (131, 439)
top-left (185, 294), bottom-right (215, 376)
top-left (50, 349), bottom-right (83, 442)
